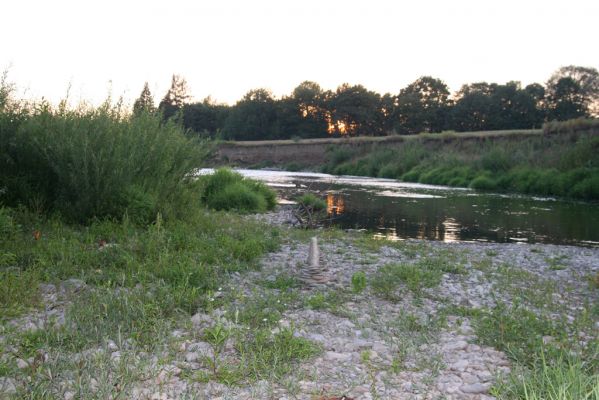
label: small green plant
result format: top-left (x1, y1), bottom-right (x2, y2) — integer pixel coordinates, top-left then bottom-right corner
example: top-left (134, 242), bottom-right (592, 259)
top-left (203, 322), bottom-right (232, 377)
top-left (492, 351), bottom-right (599, 400)
top-left (260, 273), bottom-right (300, 290)
top-left (235, 327), bottom-right (319, 381)
top-left (351, 271), bottom-right (367, 294)
top-left (371, 261), bottom-right (443, 299)
top-left (591, 272), bottom-right (599, 289)
top-left (546, 254), bottom-right (569, 271)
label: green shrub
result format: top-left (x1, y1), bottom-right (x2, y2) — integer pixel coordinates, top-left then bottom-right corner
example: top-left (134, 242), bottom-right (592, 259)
top-left (200, 168), bottom-right (276, 213)
top-left (570, 176), bottom-right (599, 200)
top-left (0, 101), bottom-right (208, 223)
top-left (470, 175), bottom-right (499, 191)
top-left (296, 193), bottom-right (326, 212)
top-left (351, 271), bottom-right (367, 294)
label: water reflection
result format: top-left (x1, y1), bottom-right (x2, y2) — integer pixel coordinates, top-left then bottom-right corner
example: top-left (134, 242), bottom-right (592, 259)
top-left (326, 192), bottom-right (345, 216)
top-left (442, 218), bottom-right (461, 243)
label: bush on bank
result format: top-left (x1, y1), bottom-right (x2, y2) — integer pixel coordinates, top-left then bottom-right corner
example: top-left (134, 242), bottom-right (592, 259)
top-left (0, 93), bottom-right (209, 223)
top-left (200, 168), bottom-right (277, 213)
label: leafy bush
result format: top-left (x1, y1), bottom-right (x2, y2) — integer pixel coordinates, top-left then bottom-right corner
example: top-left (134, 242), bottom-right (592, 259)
top-left (351, 271), bottom-right (367, 294)
top-left (200, 168), bottom-right (276, 213)
top-left (0, 98), bottom-right (208, 223)
top-left (470, 175), bottom-right (499, 191)
top-left (296, 193), bottom-right (326, 212)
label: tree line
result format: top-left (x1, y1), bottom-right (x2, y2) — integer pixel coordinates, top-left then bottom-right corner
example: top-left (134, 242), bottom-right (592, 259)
top-left (132, 65), bottom-right (599, 140)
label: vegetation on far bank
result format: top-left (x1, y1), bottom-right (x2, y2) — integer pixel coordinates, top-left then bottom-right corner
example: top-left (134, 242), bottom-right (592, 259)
top-left (321, 121), bottom-right (599, 200)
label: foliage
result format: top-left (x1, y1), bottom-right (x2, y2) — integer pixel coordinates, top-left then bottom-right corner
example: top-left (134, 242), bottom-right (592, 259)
top-left (322, 132), bottom-right (599, 200)
top-left (234, 327), bottom-right (320, 381)
top-left (157, 66), bottom-right (598, 140)
top-left (493, 355), bottom-right (599, 400)
top-left (0, 96), bottom-right (208, 223)
top-left (132, 82), bottom-right (155, 116)
top-left (351, 271), bottom-right (367, 294)
top-left (200, 168), bottom-right (276, 213)
top-left (296, 193), bottom-right (326, 212)
top-left (371, 256), bottom-right (462, 299)
top-left (158, 74), bottom-right (191, 121)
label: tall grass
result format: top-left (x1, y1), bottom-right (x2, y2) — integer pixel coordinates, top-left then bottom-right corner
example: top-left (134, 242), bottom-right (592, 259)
top-left (322, 131), bottom-right (599, 200)
top-left (0, 90), bottom-right (209, 222)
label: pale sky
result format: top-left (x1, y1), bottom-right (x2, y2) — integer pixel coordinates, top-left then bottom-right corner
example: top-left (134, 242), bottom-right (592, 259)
top-left (2, 0), bottom-right (598, 106)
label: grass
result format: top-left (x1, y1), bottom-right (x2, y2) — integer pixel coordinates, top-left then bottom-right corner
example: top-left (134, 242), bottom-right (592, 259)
top-left (321, 129), bottom-right (599, 200)
top-left (492, 354), bottom-right (599, 400)
top-left (371, 255), bottom-right (464, 299)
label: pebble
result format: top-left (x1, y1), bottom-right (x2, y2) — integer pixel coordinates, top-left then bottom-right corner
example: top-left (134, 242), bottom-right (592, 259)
top-left (460, 382), bottom-right (491, 394)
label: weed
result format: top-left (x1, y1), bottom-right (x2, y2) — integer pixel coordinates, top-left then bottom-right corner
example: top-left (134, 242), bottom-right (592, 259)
top-left (351, 271), bottom-right (367, 294)
top-left (203, 322), bottom-right (232, 377)
top-left (235, 327), bottom-right (320, 381)
top-left (260, 273), bottom-right (300, 291)
top-left (492, 351), bottom-right (599, 400)
top-left (371, 255), bottom-right (463, 300)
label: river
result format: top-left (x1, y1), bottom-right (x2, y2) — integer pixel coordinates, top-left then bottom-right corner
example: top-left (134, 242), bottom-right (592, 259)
top-left (220, 169), bottom-right (599, 247)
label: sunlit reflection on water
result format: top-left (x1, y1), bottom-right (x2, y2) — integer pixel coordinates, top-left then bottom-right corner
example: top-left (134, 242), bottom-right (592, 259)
top-left (326, 192), bottom-right (345, 216)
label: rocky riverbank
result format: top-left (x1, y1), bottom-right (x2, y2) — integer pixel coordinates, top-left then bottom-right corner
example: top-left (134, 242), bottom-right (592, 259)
top-left (1, 207), bottom-right (598, 399)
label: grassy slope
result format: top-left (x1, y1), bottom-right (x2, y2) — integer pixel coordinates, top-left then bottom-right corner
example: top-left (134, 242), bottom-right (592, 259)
top-left (321, 130), bottom-right (599, 200)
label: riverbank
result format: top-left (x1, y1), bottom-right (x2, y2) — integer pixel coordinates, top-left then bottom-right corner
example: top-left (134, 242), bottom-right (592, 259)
top-left (216, 122), bottom-right (599, 201)
top-left (1, 207), bottom-right (598, 399)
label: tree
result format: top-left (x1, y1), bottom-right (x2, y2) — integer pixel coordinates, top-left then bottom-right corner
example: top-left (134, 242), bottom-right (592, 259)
top-left (158, 74), bottom-right (191, 121)
top-left (222, 89), bottom-right (281, 140)
top-left (546, 66), bottom-right (599, 118)
top-left (393, 76), bottom-right (450, 134)
top-left (182, 97), bottom-right (230, 138)
top-left (132, 82), bottom-right (155, 116)
top-left (326, 84), bottom-right (383, 136)
top-left (278, 81), bottom-right (329, 138)
top-left (547, 77), bottom-right (587, 121)
top-left (450, 83), bottom-right (496, 131)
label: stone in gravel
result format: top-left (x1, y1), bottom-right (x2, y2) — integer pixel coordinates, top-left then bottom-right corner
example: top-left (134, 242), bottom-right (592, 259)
top-left (16, 358), bottom-right (28, 369)
top-left (188, 341), bottom-right (213, 357)
top-left (450, 359), bottom-right (469, 371)
top-left (190, 313), bottom-right (212, 327)
top-left (59, 279), bottom-right (86, 293)
top-left (460, 372), bottom-right (479, 384)
top-left (460, 382), bottom-right (491, 394)
top-left (106, 340), bottom-right (118, 352)
top-left (324, 351), bottom-right (352, 362)
top-left (38, 283), bottom-right (57, 295)
top-left (443, 340), bottom-right (468, 351)
top-left (0, 377), bottom-right (17, 394)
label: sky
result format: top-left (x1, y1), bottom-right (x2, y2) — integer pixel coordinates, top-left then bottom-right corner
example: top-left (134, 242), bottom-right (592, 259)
top-left (2, 0), bottom-right (598, 107)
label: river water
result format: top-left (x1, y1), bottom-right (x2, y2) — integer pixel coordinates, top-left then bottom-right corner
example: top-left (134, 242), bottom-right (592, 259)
top-left (228, 169), bottom-right (599, 247)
